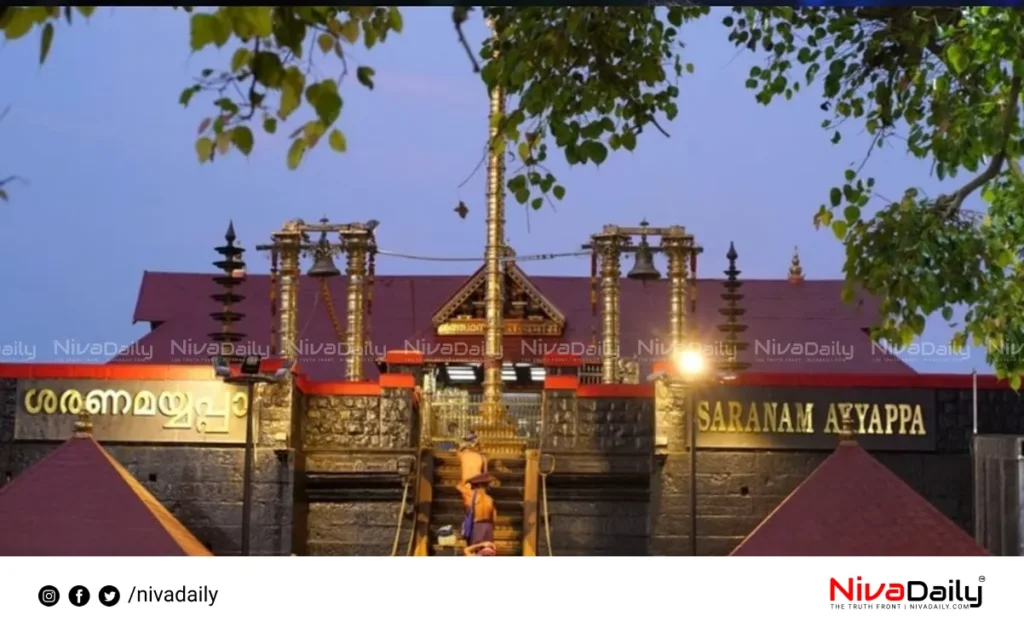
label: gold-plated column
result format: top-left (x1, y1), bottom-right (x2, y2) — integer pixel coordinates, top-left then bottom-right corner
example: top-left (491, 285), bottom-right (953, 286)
top-left (276, 231), bottom-right (302, 360)
top-left (663, 236), bottom-right (688, 354)
top-left (594, 235), bottom-right (625, 384)
top-left (482, 18), bottom-right (506, 423)
top-left (345, 233), bottom-right (369, 381)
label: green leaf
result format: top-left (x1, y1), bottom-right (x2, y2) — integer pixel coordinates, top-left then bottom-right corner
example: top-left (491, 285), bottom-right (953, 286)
top-left (531, 198), bottom-right (543, 211)
top-left (844, 169), bottom-right (855, 182)
top-left (339, 20), bottom-right (359, 44)
top-left (941, 306), bottom-right (954, 321)
top-left (829, 187), bottom-right (841, 207)
top-left (4, 9), bottom-right (38, 40)
top-left (215, 132), bottom-right (231, 155)
top-left (263, 118), bottom-right (277, 134)
top-left (39, 22), bottom-right (53, 64)
top-left (252, 52), bottom-right (284, 87)
top-left (317, 33), bottom-right (334, 54)
top-left (356, 66), bottom-right (375, 90)
top-left (839, 283), bottom-right (855, 303)
top-left (286, 137), bottom-right (307, 170)
top-left (388, 8), bottom-right (403, 32)
top-left (831, 220), bottom-right (848, 240)
top-left (585, 141), bottom-right (608, 165)
top-left (843, 205), bottom-right (860, 224)
top-left (514, 187), bottom-right (529, 205)
top-left (76, 7), bottom-right (96, 18)
top-left (230, 48), bottom-right (251, 73)
top-left (621, 131), bottom-right (637, 152)
top-left (195, 137), bottom-right (214, 163)
top-left (190, 14), bottom-right (221, 51)
top-left (328, 129), bottom-right (347, 153)
top-left (179, 85), bottom-right (199, 107)
top-left (552, 185), bottom-right (565, 201)
top-left (279, 68), bottom-right (304, 118)
top-left (231, 126), bottom-right (254, 156)
top-left (245, 7), bottom-right (273, 37)
top-left (946, 43), bottom-right (966, 74)
top-left (313, 85), bottom-right (342, 126)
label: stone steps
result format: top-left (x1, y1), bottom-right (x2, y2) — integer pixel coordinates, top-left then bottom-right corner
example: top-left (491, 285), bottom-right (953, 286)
top-left (428, 451), bottom-right (526, 556)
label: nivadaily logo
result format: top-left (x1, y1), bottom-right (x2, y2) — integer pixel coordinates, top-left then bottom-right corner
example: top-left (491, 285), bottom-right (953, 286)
top-left (829, 576), bottom-right (984, 610)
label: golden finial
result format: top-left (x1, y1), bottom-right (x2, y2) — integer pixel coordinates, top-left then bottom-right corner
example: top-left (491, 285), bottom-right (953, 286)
top-left (838, 407), bottom-right (855, 444)
top-left (788, 246), bottom-right (804, 284)
top-left (73, 415), bottom-right (93, 437)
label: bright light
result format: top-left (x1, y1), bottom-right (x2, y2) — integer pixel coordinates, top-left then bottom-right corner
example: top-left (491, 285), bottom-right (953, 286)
top-left (673, 349), bottom-right (705, 376)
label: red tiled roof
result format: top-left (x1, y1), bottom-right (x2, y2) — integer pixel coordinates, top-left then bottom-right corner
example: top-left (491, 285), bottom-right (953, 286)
top-left (731, 441), bottom-right (988, 556)
top-left (113, 271), bottom-right (918, 381)
top-left (0, 434), bottom-right (212, 556)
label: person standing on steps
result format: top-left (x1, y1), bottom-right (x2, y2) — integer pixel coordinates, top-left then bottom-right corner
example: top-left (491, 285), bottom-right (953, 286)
top-left (457, 472), bottom-right (498, 550)
top-left (457, 431), bottom-right (488, 485)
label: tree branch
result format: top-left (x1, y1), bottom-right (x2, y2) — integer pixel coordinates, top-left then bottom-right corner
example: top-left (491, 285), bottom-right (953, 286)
top-left (452, 7), bottom-right (480, 74)
top-left (937, 73), bottom-right (1022, 216)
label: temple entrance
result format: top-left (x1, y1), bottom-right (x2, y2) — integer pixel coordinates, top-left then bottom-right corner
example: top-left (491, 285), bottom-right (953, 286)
top-left (414, 387), bottom-right (542, 556)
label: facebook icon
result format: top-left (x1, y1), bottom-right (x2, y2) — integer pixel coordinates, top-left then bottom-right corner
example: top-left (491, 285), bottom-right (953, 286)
top-left (69, 586), bottom-right (90, 607)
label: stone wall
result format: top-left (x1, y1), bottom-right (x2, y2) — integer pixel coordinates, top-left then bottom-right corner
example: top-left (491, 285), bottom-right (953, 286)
top-left (297, 388), bottom-right (417, 556)
top-left (0, 378), bottom-right (295, 556)
top-left (647, 386), bottom-right (1024, 556)
top-left (539, 391), bottom-right (653, 555)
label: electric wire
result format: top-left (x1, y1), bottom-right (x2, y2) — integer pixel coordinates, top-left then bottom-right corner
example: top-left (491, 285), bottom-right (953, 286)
top-left (374, 249), bottom-right (588, 263)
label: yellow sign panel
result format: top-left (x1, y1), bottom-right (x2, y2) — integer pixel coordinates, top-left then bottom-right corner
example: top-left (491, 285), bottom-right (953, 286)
top-left (15, 379), bottom-right (250, 443)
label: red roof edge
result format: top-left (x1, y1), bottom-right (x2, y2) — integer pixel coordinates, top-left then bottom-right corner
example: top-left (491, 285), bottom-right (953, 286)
top-left (0, 362), bottom-right (1011, 391)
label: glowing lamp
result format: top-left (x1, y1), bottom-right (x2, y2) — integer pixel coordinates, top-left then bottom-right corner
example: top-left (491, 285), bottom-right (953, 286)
top-left (673, 349), bottom-right (705, 377)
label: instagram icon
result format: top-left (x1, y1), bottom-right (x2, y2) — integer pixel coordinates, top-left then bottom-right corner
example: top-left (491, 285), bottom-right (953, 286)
top-left (38, 585), bottom-right (60, 607)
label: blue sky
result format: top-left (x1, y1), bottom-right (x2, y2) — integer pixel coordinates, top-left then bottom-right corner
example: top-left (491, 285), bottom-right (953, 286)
top-left (0, 8), bottom-right (984, 373)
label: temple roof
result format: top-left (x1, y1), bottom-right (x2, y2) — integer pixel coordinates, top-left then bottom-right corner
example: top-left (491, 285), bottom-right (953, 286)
top-left (731, 441), bottom-right (988, 556)
top-left (0, 432), bottom-right (211, 556)
top-left (113, 271), bottom-right (918, 381)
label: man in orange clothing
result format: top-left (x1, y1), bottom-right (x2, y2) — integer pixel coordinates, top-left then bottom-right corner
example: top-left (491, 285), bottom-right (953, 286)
top-left (457, 432), bottom-right (487, 485)
top-left (457, 472), bottom-right (497, 547)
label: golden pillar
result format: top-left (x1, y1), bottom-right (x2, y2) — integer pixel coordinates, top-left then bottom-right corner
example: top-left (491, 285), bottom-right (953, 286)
top-left (482, 18), bottom-right (506, 423)
top-left (275, 227), bottom-right (302, 359)
top-left (663, 236), bottom-right (688, 353)
top-left (594, 234), bottom-right (625, 384)
top-left (344, 232), bottom-right (369, 381)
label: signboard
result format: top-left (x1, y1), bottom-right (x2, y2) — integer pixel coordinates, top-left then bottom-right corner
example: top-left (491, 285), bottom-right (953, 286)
top-left (688, 385), bottom-right (935, 451)
top-left (14, 379), bottom-right (250, 444)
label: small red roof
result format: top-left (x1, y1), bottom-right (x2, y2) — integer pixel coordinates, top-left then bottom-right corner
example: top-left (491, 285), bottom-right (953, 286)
top-left (731, 441), bottom-right (988, 556)
top-left (0, 433), bottom-right (211, 556)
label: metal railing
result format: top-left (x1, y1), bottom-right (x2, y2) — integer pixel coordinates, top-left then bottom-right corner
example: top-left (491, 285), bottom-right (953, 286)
top-left (426, 389), bottom-right (542, 450)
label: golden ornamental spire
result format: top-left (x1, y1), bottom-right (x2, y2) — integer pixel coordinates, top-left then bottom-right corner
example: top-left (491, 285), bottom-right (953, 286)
top-left (838, 406), bottom-right (855, 444)
top-left (481, 16), bottom-right (506, 424)
top-left (788, 246), bottom-right (804, 284)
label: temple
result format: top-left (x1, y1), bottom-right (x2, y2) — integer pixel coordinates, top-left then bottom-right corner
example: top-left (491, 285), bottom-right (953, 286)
top-left (0, 219), bottom-right (1017, 556)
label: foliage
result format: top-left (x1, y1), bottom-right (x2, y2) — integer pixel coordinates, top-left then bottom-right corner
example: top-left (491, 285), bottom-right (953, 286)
top-left (5, 6), bottom-right (1024, 382)
top-left (726, 7), bottom-right (1024, 384)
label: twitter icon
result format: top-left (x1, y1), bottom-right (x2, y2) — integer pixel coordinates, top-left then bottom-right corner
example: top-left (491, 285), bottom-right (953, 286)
top-left (98, 586), bottom-right (120, 607)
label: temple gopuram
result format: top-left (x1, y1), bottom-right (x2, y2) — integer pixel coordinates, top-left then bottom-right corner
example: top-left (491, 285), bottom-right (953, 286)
top-left (0, 218), bottom-right (1018, 556)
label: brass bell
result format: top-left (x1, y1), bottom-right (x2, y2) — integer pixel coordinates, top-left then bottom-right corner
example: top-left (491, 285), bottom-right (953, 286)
top-left (307, 232), bottom-right (341, 278)
top-left (627, 237), bottom-right (661, 281)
